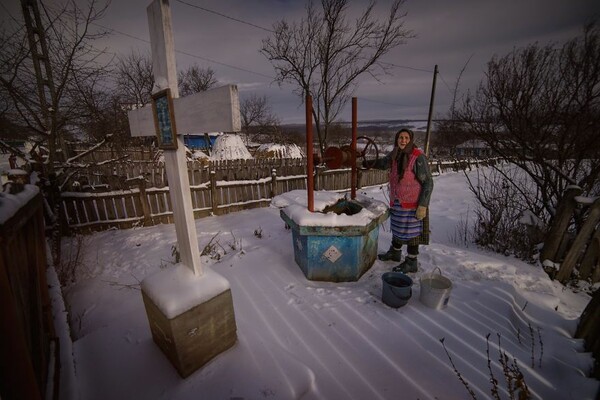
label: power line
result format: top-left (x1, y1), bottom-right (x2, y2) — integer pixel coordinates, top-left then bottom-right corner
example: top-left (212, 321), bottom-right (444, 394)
top-left (173, 1), bottom-right (438, 78)
top-left (91, 22), bottom-right (275, 80)
top-left (174, 0), bottom-right (274, 33)
top-left (380, 61), bottom-right (433, 74)
top-left (92, 20), bottom-right (446, 108)
top-left (175, 48), bottom-right (274, 79)
top-left (437, 72), bottom-right (455, 97)
top-left (92, 22), bottom-right (151, 44)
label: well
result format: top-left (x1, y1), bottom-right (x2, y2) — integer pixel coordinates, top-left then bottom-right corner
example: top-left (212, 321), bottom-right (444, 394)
top-left (277, 192), bottom-right (388, 282)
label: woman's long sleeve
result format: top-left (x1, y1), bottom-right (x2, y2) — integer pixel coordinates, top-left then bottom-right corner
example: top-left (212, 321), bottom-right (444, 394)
top-left (415, 155), bottom-right (433, 207)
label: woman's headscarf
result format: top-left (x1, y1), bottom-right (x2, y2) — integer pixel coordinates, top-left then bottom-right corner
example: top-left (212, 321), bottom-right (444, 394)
top-left (391, 129), bottom-right (415, 180)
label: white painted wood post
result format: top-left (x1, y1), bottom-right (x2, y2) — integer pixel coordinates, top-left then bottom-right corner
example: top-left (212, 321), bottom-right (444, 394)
top-left (147, 0), bottom-right (202, 275)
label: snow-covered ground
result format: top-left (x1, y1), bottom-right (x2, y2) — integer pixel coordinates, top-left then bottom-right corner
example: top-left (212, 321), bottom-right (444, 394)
top-left (54, 168), bottom-right (599, 400)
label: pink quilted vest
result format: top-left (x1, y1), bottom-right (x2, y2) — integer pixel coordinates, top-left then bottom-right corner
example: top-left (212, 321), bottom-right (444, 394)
top-left (389, 148), bottom-right (423, 209)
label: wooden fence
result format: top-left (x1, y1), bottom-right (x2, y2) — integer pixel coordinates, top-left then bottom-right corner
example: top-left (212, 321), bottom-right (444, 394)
top-left (68, 145), bottom-right (156, 162)
top-left (576, 289), bottom-right (600, 379)
top-left (540, 187), bottom-right (600, 378)
top-left (66, 158), bottom-right (307, 190)
top-left (60, 167), bottom-right (381, 232)
top-left (64, 157), bottom-right (489, 191)
top-left (59, 158), bottom-right (498, 233)
top-left (541, 187), bottom-right (600, 284)
top-left (0, 191), bottom-right (57, 400)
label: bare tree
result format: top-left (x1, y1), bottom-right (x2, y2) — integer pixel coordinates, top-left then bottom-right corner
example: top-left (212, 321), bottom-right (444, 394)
top-left (453, 22), bottom-right (600, 264)
top-left (432, 56), bottom-right (475, 156)
top-left (456, 22), bottom-right (600, 220)
top-left (115, 50), bottom-right (155, 108)
top-left (240, 94), bottom-right (280, 144)
top-left (0, 0), bottom-right (116, 266)
top-left (178, 64), bottom-right (218, 96)
top-left (0, 0), bottom-right (112, 168)
top-left (261, 0), bottom-right (414, 154)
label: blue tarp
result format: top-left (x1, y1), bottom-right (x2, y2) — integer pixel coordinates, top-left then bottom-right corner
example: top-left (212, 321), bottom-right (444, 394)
top-left (183, 135), bottom-right (218, 150)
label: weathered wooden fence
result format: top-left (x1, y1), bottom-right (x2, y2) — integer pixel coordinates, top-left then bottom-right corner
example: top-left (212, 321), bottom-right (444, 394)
top-left (68, 145), bottom-right (156, 162)
top-left (59, 158), bottom-right (499, 233)
top-left (0, 191), bottom-right (57, 400)
top-left (576, 288), bottom-right (600, 379)
top-left (64, 157), bottom-right (493, 191)
top-left (541, 187), bottom-right (600, 283)
top-left (67, 158), bottom-right (308, 190)
top-left (540, 187), bottom-right (600, 378)
top-left (60, 167), bottom-right (387, 232)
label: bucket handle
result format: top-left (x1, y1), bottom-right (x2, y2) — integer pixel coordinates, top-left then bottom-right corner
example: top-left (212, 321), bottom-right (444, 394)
top-left (432, 266), bottom-right (443, 277)
top-left (390, 286), bottom-right (412, 301)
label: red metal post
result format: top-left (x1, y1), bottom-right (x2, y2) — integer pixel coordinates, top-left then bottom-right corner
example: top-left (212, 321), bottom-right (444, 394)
top-left (306, 94), bottom-right (314, 212)
top-left (351, 97), bottom-right (357, 199)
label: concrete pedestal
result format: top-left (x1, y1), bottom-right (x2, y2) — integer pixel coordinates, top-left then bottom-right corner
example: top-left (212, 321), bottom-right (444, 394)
top-left (141, 265), bottom-right (237, 378)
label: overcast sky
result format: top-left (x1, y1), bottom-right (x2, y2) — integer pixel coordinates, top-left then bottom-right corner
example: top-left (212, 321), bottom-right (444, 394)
top-left (3, 0), bottom-right (599, 124)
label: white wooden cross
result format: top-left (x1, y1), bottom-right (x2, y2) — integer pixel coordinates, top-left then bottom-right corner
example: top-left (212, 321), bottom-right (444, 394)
top-left (128, 0), bottom-right (241, 275)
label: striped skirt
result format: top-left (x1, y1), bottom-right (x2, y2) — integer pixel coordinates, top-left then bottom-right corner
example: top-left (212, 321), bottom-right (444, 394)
top-left (389, 201), bottom-right (430, 245)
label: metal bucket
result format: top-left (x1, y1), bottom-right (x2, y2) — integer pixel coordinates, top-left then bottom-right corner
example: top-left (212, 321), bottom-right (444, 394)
top-left (381, 272), bottom-right (413, 308)
top-left (419, 267), bottom-right (452, 310)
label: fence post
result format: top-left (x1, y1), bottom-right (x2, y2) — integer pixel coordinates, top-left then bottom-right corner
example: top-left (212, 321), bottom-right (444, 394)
top-left (556, 198), bottom-right (600, 283)
top-left (270, 168), bottom-right (277, 198)
top-left (540, 186), bottom-right (583, 263)
top-left (575, 288), bottom-right (600, 379)
top-left (210, 171), bottom-right (218, 215)
top-left (137, 179), bottom-right (152, 225)
top-left (578, 230), bottom-right (600, 282)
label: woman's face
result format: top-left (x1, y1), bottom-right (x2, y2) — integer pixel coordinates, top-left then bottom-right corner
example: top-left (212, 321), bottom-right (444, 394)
top-left (397, 131), bottom-right (411, 149)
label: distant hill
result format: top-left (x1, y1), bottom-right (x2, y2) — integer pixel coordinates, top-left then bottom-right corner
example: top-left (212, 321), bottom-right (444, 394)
top-left (281, 119), bottom-right (436, 133)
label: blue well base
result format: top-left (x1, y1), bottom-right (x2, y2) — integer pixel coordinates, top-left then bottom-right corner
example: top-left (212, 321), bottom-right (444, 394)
top-left (280, 200), bottom-right (388, 282)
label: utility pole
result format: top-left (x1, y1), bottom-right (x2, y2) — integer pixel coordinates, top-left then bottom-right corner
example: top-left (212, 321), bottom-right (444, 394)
top-left (424, 64), bottom-right (438, 157)
top-left (20, 0), bottom-right (62, 166)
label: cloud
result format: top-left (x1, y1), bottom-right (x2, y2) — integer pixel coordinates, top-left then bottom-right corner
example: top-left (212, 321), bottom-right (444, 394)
top-left (4, 0), bottom-right (598, 123)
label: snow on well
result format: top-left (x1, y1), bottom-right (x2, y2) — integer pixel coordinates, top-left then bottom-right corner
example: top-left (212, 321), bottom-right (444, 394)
top-left (210, 133), bottom-right (252, 160)
top-left (272, 190), bottom-right (388, 227)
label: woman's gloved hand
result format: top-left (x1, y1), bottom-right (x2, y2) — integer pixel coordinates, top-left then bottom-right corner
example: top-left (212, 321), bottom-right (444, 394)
top-left (415, 206), bottom-right (427, 220)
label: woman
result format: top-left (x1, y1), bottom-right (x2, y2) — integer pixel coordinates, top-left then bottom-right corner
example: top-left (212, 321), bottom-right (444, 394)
top-left (371, 128), bottom-right (433, 273)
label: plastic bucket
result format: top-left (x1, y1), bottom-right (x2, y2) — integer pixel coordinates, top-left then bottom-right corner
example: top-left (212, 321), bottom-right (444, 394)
top-left (381, 272), bottom-right (413, 308)
top-left (419, 267), bottom-right (452, 309)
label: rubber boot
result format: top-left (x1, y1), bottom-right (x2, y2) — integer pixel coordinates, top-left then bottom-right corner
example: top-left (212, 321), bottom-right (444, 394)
top-left (393, 255), bottom-right (418, 273)
top-left (378, 246), bottom-right (402, 262)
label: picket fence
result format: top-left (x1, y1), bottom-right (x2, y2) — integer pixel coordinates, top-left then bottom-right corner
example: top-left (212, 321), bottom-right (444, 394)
top-left (59, 158), bottom-right (495, 233)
